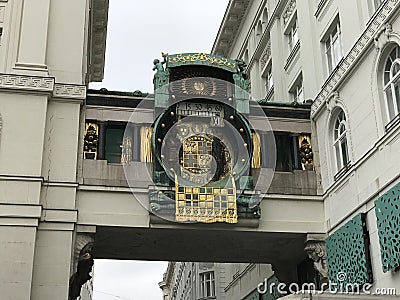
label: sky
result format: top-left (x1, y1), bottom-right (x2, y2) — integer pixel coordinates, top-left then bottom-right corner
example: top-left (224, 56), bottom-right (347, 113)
top-left (90, 0), bottom-right (230, 94)
top-left (92, 1), bottom-right (229, 300)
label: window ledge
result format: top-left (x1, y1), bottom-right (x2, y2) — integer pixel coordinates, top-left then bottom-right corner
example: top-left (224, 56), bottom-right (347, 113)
top-left (315, 0), bottom-right (329, 18)
top-left (334, 162), bottom-right (352, 181)
top-left (284, 41), bottom-right (300, 71)
top-left (385, 113), bottom-right (400, 132)
top-left (265, 86), bottom-right (274, 101)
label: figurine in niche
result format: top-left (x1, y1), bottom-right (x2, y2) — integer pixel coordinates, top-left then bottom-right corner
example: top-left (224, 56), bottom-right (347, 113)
top-left (83, 125), bottom-right (98, 160)
top-left (299, 137), bottom-right (314, 170)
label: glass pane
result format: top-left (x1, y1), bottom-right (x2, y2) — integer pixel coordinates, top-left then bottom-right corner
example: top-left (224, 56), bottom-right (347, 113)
top-left (332, 42), bottom-right (341, 68)
top-left (105, 127), bottom-right (124, 163)
top-left (394, 79), bottom-right (400, 115)
top-left (275, 134), bottom-right (293, 171)
top-left (341, 138), bottom-right (349, 165)
top-left (384, 70), bottom-right (390, 85)
top-left (392, 62), bottom-right (400, 78)
top-left (386, 88), bottom-right (396, 119)
top-left (335, 145), bottom-right (342, 170)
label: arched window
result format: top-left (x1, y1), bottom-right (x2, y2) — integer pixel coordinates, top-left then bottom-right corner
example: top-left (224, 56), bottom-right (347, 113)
top-left (383, 45), bottom-right (400, 123)
top-left (333, 110), bottom-right (349, 171)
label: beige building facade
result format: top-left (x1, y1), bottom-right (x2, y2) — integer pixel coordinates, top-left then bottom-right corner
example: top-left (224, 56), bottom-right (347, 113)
top-left (0, 0), bottom-right (108, 299)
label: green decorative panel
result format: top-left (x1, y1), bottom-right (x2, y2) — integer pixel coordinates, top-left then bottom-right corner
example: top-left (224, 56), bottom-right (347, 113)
top-left (167, 53), bottom-right (237, 72)
top-left (375, 182), bottom-right (400, 272)
top-left (326, 213), bottom-right (373, 290)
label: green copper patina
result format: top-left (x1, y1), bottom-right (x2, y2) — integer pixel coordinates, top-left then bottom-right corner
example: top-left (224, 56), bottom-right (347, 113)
top-left (153, 55), bottom-right (170, 109)
top-left (326, 213), bottom-right (373, 290)
top-left (233, 59), bottom-right (251, 114)
top-left (375, 182), bottom-right (400, 272)
top-left (167, 53), bottom-right (237, 72)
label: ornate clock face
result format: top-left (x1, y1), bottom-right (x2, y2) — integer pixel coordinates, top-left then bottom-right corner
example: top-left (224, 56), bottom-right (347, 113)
top-left (176, 102), bottom-right (224, 118)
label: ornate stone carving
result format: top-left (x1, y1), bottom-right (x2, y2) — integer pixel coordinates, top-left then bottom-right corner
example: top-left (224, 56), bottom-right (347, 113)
top-left (0, 74), bottom-right (54, 92)
top-left (304, 240), bottom-right (328, 283)
top-left (326, 91), bottom-right (339, 113)
top-left (53, 84), bottom-right (86, 100)
top-left (298, 135), bottom-right (313, 170)
top-left (69, 234), bottom-right (94, 300)
top-left (89, 0), bottom-right (109, 82)
top-left (374, 23), bottom-right (393, 49)
top-left (283, 0), bottom-right (296, 25)
top-left (311, 0), bottom-right (400, 118)
top-left (83, 123), bottom-right (98, 160)
top-left (260, 41), bottom-right (272, 70)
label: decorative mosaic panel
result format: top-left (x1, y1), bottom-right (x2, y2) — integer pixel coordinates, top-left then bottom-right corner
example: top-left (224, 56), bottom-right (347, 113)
top-left (326, 213), bottom-right (372, 291)
top-left (175, 184), bottom-right (237, 223)
top-left (375, 182), bottom-right (400, 272)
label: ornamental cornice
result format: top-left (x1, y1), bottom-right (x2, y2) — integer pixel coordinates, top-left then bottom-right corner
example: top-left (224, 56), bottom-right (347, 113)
top-left (53, 84), bottom-right (86, 102)
top-left (311, 0), bottom-right (400, 119)
top-left (0, 73), bottom-right (54, 92)
top-left (212, 0), bottom-right (254, 57)
top-left (89, 0), bottom-right (109, 82)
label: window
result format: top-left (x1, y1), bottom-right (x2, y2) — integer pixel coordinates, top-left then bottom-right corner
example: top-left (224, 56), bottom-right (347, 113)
top-left (290, 78), bottom-right (304, 103)
top-left (383, 45), bottom-right (400, 124)
top-left (333, 110), bottom-right (350, 172)
top-left (0, 28), bottom-right (3, 46)
top-left (288, 19), bottom-right (299, 52)
top-left (264, 66), bottom-right (273, 97)
top-left (274, 133), bottom-right (302, 172)
top-left (105, 124), bottom-right (127, 163)
top-left (326, 22), bottom-right (343, 73)
top-left (200, 271), bottom-right (215, 298)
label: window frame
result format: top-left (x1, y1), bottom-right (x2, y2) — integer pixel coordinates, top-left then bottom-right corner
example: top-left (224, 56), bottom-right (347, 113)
top-left (382, 46), bottom-right (400, 126)
top-left (325, 21), bottom-right (343, 73)
top-left (199, 271), bottom-right (215, 299)
top-left (290, 77), bottom-right (304, 103)
top-left (288, 19), bottom-right (299, 52)
top-left (332, 110), bottom-right (350, 173)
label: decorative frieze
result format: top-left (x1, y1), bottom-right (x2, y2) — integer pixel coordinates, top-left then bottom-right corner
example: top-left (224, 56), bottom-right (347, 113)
top-left (0, 73), bottom-right (54, 92)
top-left (53, 84), bottom-right (86, 100)
top-left (283, 0), bottom-right (296, 25)
top-left (260, 41), bottom-right (272, 70)
top-left (311, 0), bottom-right (400, 118)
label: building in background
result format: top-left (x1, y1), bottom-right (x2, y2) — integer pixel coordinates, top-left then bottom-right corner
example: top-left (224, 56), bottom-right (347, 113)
top-left (162, 0), bottom-right (400, 299)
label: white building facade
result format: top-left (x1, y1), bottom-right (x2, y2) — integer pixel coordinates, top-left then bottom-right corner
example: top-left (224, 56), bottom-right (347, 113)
top-left (211, 0), bottom-right (400, 298)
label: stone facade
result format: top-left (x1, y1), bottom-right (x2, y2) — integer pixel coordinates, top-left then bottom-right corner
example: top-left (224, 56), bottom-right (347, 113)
top-left (211, 0), bottom-right (400, 298)
top-left (0, 0), bottom-right (108, 299)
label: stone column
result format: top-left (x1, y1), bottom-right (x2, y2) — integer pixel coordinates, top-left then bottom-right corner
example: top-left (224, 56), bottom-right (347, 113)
top-left (15, 0), bottom-right (51, 73)
top-left (97, 121), bottom-right (106, 160)
top-left (132, 124), bottom-right (141, 162)
top-left (291, 134), bottom-right (299, 169)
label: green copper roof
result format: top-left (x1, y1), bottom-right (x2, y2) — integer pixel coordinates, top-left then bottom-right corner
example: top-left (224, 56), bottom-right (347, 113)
top-left (167, 53), bottom-right (237, 72)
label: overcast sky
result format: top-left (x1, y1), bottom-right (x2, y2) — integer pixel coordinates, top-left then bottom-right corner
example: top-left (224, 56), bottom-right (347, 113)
top-left (90, 0), bottom-right (230, 94)
top-left (92, 1), bottom-right (229, 300)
